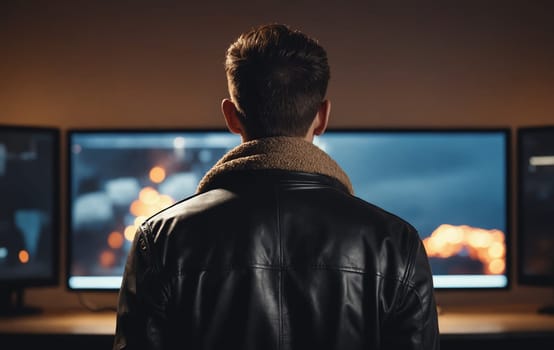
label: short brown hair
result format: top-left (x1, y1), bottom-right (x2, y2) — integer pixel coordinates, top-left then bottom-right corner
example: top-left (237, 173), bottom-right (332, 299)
top-left (225, 24), bottom-right (330, 139)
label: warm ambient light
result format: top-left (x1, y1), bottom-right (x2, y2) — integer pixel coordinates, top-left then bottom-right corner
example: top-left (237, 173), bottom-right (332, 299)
top-left (126, 186), bottom-right (175, 242)
top-left (489, 259), bottom-right (505, 274)
top-left (139, 186), bottom-right (160, 205)
top-left (134, 216), bottom-right (147, 227)
top-left (149, 166), bottom-right (166, 183)
top-left (18, 250), bottom-right (30, 264)
top-left (97, 162), bottom-right (181, 270)
top-left (423, 224), bottom-right (506, 274)
top-left (124, 225), bottom-right (136, 242)
top-left (99, 250), bottom-right (116, 268)
top-left (107, 231), bottom-right (124, 249)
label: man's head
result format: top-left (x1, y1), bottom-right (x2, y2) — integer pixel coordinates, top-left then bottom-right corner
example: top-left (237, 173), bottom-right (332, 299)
top-left (223, 23), bottom-right (331, 141)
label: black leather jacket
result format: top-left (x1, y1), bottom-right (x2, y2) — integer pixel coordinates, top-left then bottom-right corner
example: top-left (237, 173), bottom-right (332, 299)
top-left (114, 170), bottom-right (440, 350)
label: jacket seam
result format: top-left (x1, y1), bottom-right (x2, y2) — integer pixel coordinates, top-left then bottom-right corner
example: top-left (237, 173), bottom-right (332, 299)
top-left (400, 231), bottom-right (418, 285)
top-left (170, 264), bottom-right (410, 284)
top-left (275, 185), bottom-right (284, 350)
top-left (404, 282), bottom-right (426, 349)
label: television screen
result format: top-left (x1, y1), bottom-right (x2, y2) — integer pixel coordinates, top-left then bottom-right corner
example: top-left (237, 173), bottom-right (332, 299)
top-left (315, 129), bottom-right (510, 289)
top-left (67, 130), bottom-right (241, 290)
top-left (517, 126), bottom-right (554, 286)
top-left (68, 128), bottom-right (510, 291)
top-left (0, 125), bottom-right (60, 314)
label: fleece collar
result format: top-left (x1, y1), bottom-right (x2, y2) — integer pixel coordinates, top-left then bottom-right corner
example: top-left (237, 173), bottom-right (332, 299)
top-left (196, 136), bottom-right (353, 194)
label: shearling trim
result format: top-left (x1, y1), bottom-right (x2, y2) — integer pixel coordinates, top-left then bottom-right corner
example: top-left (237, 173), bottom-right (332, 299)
top-left (196, 136), bottom-right (353, 194)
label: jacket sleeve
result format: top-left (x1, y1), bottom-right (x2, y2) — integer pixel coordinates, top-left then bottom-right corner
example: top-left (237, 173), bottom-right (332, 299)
top-left (382, 236), bottom-right (441, 350)
top-left (113, 224), bottom-right (168, 350)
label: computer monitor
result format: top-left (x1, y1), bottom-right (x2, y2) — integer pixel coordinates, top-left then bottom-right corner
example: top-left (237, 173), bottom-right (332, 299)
top-left (66, 129), bottom-right (241, 290)
top-left (517, 126), bottom-right (554, 313)
top-left (0, 125), bottom-right (60, 315)
top-left (67, 128), bottom-right (510, 291)
top-left (315, 128), bottom-right (510, 290)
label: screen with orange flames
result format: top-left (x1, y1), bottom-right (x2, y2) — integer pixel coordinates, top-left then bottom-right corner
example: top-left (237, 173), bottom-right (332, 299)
top-left (316, 130), bottom-right (509, 289)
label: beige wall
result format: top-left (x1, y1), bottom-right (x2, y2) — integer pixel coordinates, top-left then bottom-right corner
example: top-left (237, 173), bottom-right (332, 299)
top-left (1, 1), bottom-right (553, 311)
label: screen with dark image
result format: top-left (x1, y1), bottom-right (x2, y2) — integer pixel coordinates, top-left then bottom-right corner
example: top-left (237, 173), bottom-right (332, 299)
top-left (0, 126), bottom-right (59, 314)
top-left (517, 126), bottom-right (554, 287)
top-left (315, 129), bottom-right (510, 289)
top-left (67, 130), bottom-right (241, 290)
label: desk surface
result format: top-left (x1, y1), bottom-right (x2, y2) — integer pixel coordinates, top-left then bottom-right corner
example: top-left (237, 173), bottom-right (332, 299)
top-left (1, 306), bottom-right (553, 337)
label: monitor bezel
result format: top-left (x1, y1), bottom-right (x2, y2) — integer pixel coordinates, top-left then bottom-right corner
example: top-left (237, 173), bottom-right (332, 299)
top-left (516, 125), bottom-right (554, 286)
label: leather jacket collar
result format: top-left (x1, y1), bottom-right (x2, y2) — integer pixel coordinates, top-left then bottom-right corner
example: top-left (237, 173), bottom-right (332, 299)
top-left (196, 136), bottom-right (353, 194)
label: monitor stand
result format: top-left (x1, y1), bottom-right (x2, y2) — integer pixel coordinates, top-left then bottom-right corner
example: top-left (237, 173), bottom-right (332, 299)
top-left (0, 288), bottom-right (42, 317)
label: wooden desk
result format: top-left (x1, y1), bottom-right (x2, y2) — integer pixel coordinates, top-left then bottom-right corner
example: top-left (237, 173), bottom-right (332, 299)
top-left (437, 305), bottom-right (554, 349)
top-left (440, 309), bottom-right (554, 335)
top-left (0, 309), bottom-right (116, 335)
top-left (1, 306), bottom-right (553, 349)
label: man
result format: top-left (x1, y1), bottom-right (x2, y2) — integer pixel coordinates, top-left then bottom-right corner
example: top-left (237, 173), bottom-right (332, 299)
top-left (113, 23), bottom-right (440, 350)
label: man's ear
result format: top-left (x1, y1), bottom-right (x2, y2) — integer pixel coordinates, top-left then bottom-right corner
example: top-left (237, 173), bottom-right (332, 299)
top-left (221, 99), bottom-right (243, 135)
top-left (312, 99), bottom-right (331, 136)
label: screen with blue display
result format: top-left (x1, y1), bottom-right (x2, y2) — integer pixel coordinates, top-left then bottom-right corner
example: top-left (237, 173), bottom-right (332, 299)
top-left (67, 129), bottom-right (510, 290)
top-left (67, 130), bottom-right (241, 290)
top-left (315, 129), bottom-right (510, 289)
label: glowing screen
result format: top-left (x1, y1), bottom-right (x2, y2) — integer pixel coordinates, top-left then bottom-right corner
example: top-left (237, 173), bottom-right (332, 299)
top-left (68, 129), bottom-right (509, 290)
top-left (517, 127), bottom-right (554, 286)
top-left (315, 130), bottom-right (509, 289)
top-left (67, 130), bottom-right (241, 290)
top-left (0, 127), bottom-right (58, 284)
